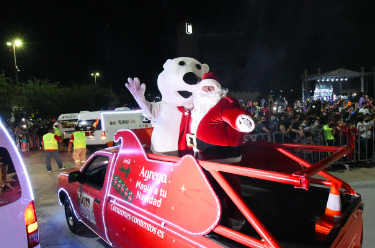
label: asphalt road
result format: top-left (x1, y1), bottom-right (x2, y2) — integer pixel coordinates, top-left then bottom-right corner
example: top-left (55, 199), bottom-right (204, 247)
top-left (21, 147), bottom-right (375, 248)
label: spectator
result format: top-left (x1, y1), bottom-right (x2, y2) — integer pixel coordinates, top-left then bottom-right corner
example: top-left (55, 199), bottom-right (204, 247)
top-left (311, 119), bottom-right (324, 145)
top-left (290, 116), bottom-right (303, 142)
top-left (301, 131), bottom-right (314, 163)
top-left (345, 120), bottom-right (358, 161)
top-left (257, 115), bottom-right (272, 141)
top-left (359, 105), bottom-right (370, 115)
top-left (268, 114), bottom-right (279, 132)
top-left (333, 115), bottom-right (347, 146)
top-left (357, 114), bottom-right (373, 160)
top-left (323, 116), bottom-right (338, 147)
top-left (257, 115), bottom-right (271, 134)
top-left (276, 118), bottom-right (292, 143)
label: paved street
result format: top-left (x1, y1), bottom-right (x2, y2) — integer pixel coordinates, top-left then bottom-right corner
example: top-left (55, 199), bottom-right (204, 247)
top-left (22, 147), bottom-right (375, 248)
top-left (22, 148), bottom-right (110, 248)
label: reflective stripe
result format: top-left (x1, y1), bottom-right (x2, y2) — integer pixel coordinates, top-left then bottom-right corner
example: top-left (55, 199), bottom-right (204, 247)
top-left (43, 133), bottom-right (58, 150)
top-left (326, 194), bottom-right (341, 212)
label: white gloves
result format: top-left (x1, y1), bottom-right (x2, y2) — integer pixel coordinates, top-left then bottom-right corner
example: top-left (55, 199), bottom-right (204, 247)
top-left (125, 77), bottom-right (146, 102)
top-left (236, 115), bottom-right (255, 133)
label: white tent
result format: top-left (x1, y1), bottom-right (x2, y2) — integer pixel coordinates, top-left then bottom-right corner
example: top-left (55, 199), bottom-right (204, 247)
top-left (321, 68), bottom-right (362, 78)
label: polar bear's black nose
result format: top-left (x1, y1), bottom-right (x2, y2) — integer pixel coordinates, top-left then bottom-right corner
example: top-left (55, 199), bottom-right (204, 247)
top-left (183, 72), bottom-right (199, 85)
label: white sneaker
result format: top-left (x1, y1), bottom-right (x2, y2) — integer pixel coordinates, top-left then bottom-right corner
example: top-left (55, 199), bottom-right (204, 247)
top-left (59, 167), bottom-right (66, 170)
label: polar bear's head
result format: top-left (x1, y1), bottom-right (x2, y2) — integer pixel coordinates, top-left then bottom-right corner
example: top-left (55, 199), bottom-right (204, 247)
top-left (157, 57), bottom-right (209, 107)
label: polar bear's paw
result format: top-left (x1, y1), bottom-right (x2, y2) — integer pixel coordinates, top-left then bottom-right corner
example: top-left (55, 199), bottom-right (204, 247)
top-left (126, 77), bottom-right (146, 101)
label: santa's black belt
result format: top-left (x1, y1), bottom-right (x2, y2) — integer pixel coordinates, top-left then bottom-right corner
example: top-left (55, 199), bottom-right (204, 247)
top-left (196, 138), bottom-right (242, 159)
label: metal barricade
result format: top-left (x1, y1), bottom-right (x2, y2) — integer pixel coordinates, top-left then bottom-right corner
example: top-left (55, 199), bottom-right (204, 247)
top-left (247, 124), bottom-right (374, 167)
top-left (357, 124), bottom-right (375, 162)
top-left (272, 128), bottom-right (354, 168)
top-left (244, 133), bottom-right (271, 143)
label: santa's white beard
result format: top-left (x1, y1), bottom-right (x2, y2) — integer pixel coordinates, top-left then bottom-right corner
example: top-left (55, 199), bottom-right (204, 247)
top-left (191, 90), bottom-right (223, 134)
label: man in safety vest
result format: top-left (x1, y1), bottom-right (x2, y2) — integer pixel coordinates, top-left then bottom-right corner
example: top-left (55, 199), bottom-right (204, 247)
top-left (68, 126), bottom-right (87, 167)
top-left (53, 122), bottom-right (63, 152)
top-left (42, 128), bottom-right (65, 172)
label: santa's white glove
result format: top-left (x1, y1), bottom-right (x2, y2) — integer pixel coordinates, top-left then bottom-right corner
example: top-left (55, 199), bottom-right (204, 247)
top-left (236, 115), bottom-right (255, 133)
top-left (125, 77), bottom-right (146, 102)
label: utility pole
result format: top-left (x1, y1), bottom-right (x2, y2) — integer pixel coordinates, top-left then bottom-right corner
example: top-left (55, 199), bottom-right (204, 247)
top-left (106, 23), bottom-right (113, 93)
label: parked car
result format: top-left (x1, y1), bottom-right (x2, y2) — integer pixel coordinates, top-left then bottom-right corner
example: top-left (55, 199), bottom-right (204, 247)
top-left (58, 129), bottom-right (363, 248)
top-left (0, 121), bottom-right (39, 248)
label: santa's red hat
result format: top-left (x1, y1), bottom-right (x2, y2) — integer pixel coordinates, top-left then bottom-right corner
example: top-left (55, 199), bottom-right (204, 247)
top-left (200, 72), bottom-right (221, 91)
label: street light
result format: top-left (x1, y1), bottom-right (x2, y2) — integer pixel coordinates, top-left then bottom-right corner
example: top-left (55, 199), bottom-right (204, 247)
top-left (91, 72), bottom-right (100, 84)
top-left (7, 40), bottom-right (21, 84)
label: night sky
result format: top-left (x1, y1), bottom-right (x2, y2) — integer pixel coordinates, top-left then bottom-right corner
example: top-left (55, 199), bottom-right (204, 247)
top-left (1, 1), bottom-right (375, 99)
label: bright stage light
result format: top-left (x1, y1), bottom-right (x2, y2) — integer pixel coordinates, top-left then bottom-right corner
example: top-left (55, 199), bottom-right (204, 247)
top-left (322, 79), bottom-right (325, 81)
top-left (336, 79), bottom-right (338, 81)
top-left (331, 79), bottom-right (334, 81)
top-left (340, 78), bottom-right (343, 81)
top-left (345, 78), bottom-right (348, 81)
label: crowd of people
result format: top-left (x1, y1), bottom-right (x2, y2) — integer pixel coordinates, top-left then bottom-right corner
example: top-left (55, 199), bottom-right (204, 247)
top-left (4, 119), bottom-right (56, 152)
top-left (3, 92), bottom-right (375, 164)
top-left (246, 94), bottom-right (375, 162)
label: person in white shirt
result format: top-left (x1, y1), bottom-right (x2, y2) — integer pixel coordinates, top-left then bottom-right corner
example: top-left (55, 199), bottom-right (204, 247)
top-left (357, 114), bottom-right (373, 160)
top-left (359, 105), bottom-right (370, 115)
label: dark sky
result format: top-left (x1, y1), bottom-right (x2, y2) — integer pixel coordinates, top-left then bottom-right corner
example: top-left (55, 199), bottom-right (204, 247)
top-left (1, 1), bottom-right (375, 98)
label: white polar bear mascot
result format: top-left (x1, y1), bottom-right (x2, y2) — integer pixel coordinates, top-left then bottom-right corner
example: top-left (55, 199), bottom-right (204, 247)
top-left (126, 57), bottom-right (209, 153)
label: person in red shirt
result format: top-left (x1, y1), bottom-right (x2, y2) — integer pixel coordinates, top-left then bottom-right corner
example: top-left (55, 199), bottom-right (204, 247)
top-left (344, 120), bottom-right (358, 161)
top-left (333, 115), bottom-right (348, 146)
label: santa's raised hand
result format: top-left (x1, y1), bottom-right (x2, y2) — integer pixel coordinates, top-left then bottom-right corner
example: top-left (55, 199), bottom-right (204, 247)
top-left (236, 114), bottom-right (255, 133)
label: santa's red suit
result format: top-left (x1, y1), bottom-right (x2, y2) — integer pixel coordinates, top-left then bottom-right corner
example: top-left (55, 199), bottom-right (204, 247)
top-left (191, 72), bottom-right (255, 226)
top-left (195, 96), bottom-right (252, 162)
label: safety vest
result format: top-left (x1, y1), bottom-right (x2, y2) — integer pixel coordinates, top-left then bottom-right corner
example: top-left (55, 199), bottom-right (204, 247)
top-left (73, 131), bottom-right (86, 149)
top-left (43, 133), bottom-right (58, 150)
top-left (323, 125), bottom-right (335, 141)
top-left (53, 127), bottom-right (62, 136)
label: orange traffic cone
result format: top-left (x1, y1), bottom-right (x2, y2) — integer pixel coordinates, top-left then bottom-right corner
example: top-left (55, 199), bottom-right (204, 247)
top-left (315, 183), bottom-right (342, 242)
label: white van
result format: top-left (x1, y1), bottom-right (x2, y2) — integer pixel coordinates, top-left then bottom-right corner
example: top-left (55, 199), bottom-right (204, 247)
top-left (58, 113), bottom-right (80, 139)
top-left (0, 121), bottom-right (39, 247)
top-left (76, 110), bottom-right (151, 150)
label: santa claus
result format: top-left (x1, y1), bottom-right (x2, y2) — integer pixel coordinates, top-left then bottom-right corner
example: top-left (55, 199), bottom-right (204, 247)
top-left (190, 72), bottom-right (255, 163)
top-left (189, 72), bottom-right (255, 230)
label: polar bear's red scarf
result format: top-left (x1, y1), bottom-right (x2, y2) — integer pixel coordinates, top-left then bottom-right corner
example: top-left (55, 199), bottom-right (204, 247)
top-left (177, 106), bottom-right (193, 150)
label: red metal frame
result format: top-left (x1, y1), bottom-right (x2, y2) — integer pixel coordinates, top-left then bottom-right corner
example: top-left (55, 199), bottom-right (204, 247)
top-left (148, 142), bottom-right (355, 247)
top-left (195, 142), bottom-right (355, 248)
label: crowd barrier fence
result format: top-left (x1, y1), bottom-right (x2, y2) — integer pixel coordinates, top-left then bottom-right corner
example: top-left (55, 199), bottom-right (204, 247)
top-left (10, 131), bottom-right (41, 152)
top-left (245, 125), bottom-right (375, 168)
